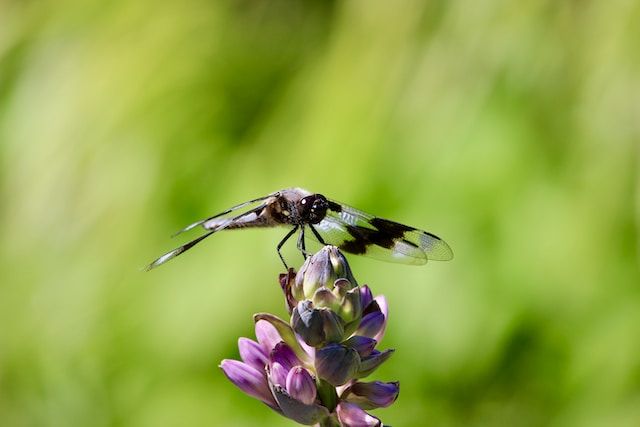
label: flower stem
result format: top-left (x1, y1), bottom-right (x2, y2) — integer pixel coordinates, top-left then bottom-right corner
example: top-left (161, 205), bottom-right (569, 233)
top-left (316, 378), bottom-right (338, 412)
top-left (317, 416), bottom-right (341, 427)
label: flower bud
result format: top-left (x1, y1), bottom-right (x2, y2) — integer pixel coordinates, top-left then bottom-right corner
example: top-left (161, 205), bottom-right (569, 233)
top-left (291, 301), bottom-right (344, 347)
top-left (334, 283), bottom-right (362, 324)
top-left (342, 381), bottom-right (400, 409)
top-left (255, 320), bottom-right (281, 352)
top-left (286, 366), bottom-right (317, 405)
top-left (315, 344), bottom-right (360, 386)
top-left (271, 384), bottom-right (330, 425)
top-left (269, 361), bottom-right (289, 387)
top-left (220, 359), bottom-right (276, 408)
top-left (331, 278), bottom-right (356, 299)
top-left (311, 287), bottom-right (340, 311)
top-left (270, 342), bottom-right (301, 372)
top-left (336, 402), bottom-right (381, 427)
top-left (293, 246), bottom-right (357, 300)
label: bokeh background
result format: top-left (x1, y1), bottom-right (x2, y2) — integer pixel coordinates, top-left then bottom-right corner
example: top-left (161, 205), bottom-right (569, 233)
top-left (1, 0), bottom-right (639, 426)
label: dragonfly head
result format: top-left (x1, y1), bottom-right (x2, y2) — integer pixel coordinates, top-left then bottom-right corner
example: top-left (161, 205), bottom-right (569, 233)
top-left (299, 194), bottom-right (329, 224)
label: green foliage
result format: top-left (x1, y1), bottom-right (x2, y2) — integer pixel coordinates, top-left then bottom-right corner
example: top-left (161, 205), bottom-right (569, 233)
top-left (1, 0), bottom-right (639, 425)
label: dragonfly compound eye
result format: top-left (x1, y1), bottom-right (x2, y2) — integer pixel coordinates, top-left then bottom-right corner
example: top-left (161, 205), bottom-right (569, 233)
top-left (307, 195), bottom-right (328, 224)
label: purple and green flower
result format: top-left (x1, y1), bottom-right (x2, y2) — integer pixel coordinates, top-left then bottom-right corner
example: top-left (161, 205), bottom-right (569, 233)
top-left (220, 246), bottom-right (399, 426)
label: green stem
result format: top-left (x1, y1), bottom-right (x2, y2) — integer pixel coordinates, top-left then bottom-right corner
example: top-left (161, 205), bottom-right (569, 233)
top-left (316, 378), bottom-right (338, 413)
top-left (318, 415), bottom-right (341, 427)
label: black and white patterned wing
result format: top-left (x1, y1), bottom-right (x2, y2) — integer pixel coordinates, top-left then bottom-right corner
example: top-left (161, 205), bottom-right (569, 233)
top-left (311, 201), bottom-right (453, 265)
top-left (146, 194), bottom-right (276, 270)
top-left (172, 194), bottom-right (276, 236)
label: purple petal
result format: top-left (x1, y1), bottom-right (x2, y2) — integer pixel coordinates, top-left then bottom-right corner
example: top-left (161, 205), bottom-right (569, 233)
top-left (343, 336), bottom-right (377, 358)
top-left (238, 338), bottom-right (268, 371)
top-left (286, 366), bottom-right (317, 405)
top-left (219, 359), bottom-right (276, 407)
top-left (269, 362), bottom-right (289, 387)
top-left (296, 333), bottom-right (316, 359)
top-left (359, 285), bottom-right (373, 310)
top-left (254, 313), bottom-right (311, 364)
top-left (336, 402), bottom-right (381, 427)
top-left (357, 349), bottom-right (395, 378)
top-left (255, 320), bottom-right (282, 352)
top-left (372, 295), bottom-right (388, 343)
top-left (270, 342), bottom-right (300, 372)
top-left (342, 381), bottom-right (399, 409)
top-left (356, 312), bottom-right (385, 339)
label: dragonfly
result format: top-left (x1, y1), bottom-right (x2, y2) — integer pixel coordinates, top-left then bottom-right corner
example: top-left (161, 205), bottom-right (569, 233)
top-left (146, 188), bottom-right (453, 270)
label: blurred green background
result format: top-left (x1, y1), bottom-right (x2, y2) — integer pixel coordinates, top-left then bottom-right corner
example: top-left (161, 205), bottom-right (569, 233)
top-left (1, 0), bottom-right (639, 426)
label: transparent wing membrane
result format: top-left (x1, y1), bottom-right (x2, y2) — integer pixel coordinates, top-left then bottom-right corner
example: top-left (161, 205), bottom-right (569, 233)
top-left (310, 200), bottom-right (453, 264)
top-left (146, 197), bottom-right (274, 270)
top-left (172, 194), bottom-right (274, 237)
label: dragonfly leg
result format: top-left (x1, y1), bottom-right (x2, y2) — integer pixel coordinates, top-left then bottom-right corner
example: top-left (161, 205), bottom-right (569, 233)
top-left (297, 226), bottom-right (310, 260)
top-left (277, 225), bottom-right (298, 269)
top-left (309, 224), bottom-right (327, 245)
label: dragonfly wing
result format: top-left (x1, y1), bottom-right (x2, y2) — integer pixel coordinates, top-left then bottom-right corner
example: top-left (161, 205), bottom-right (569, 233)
top-left (401, 228), bottom-right (453, 261)
top-left (311, 200), bottom-right (453, 264)
top-left (145, 230), bottom-right (216, 271)
top-left (172, 193), bottom-right (276, 236)
top-left (311, 215), bottom-right (426, 265)
top-left (146, 205), bottom-right (268, 270)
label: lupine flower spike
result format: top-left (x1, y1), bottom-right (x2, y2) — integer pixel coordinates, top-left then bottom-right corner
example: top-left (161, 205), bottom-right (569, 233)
top-left (220, 246), bottom-right (399, 426)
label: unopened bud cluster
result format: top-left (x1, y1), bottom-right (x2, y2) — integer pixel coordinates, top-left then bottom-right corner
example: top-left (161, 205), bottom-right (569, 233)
top-left (221, 246), bottom-right (398, 426)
